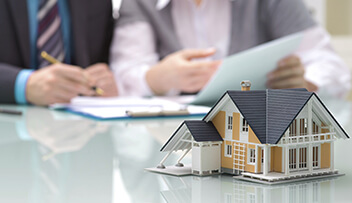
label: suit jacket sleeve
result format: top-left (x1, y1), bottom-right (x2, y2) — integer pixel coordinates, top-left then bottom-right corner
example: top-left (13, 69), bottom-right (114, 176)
top-left (0, 64), bottom-right (23, 103)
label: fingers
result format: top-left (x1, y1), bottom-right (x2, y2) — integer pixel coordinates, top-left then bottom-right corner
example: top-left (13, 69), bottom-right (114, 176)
top-left (186, 60), bottom-right (221, 71)
top-left (57, 78), bottom-right (95, 96)
top-left (277, 55), bottom-right (301, 69)
top-left (85, 63), bottom-right (109, 75)
top-left (268, 76), bottom-right (306, 89)
top-left (49, 64), bottom-right (88, 85)
top-left (84, 63), bottom-right (118, 96)
top-left (267, 55), bottom-right (306, 89)
top-left (181, 74), bottom-right (212, 93)
top-left (267, 64), bottom-right (304, 82)
top-left (179, 48), bottom-right (216, 60)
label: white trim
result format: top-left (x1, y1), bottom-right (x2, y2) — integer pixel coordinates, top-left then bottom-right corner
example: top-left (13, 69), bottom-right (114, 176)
top-left (225, 143), bottom-right (232, 157)
top-left (227, 115), bottom-right (233, 130)
top-left (248, 148), bottom-right (256, 165)
top-left (308, 100), bottom-right (313, 135)
top-left (285, 146), bottom-right (289, 175)
top-left (203, 94), bottom-right (231, 122)
top-left (263, 145), bottom-right (269, 176)
top-left (222, 138), bottom-right (261, 146)
top-left (255, 145), bottom-right (259, 173)
top-left (311, 95), bottom-right (348, 139)
top-left (312, 144), bottom-right (321, 169)
top-left (308, 143), bottom-right (313, 172)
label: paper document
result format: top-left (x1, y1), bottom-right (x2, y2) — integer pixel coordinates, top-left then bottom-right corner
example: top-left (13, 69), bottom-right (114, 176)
top-left (192, 32), bottom-right (304, 105)
top-left (51, 97), bottom-right (210, 120)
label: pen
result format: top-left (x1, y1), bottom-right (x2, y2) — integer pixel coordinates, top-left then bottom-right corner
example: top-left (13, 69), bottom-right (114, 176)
top-left (41, 51), bottom-right (105, 96)
top-left (0, 108), bottom-right (22, 115)
top-left (126, 109), bottom-right (190, 117)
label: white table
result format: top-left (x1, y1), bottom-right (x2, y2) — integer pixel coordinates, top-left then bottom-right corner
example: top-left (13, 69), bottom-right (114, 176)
top-left (0, 98), bottom-right (351, 203)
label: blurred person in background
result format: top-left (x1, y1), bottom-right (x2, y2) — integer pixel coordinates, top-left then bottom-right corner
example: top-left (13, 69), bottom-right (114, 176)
top-left (110, 0), bottom-right (350, 98)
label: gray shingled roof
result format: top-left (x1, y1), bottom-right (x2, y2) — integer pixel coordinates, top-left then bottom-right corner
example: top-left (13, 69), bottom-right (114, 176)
top-left (160, 120), bottom-right (223, 152)
top-left (184, 121), bottom-right (223, 142)
top-left (227, 89), bottom-right (313, 144)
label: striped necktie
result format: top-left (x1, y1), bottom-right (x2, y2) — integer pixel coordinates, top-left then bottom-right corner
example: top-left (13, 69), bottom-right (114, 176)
top-left (37, 0), bottom-right (65, 68)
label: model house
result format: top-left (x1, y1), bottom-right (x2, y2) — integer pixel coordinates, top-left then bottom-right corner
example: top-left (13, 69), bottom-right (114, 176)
top-left (150, 81), bottom-right (349, 183)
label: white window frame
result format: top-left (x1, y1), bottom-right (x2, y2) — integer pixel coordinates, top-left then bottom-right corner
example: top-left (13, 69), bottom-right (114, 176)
top-left (298, 147), bottom-right (308, 170)
top-left (248, 148), bottom-right (256, 164)
top-left (225, 144), bottom-right (232, 157)
top-left (247, 193), bottom-right (256, 203)
top-left (312, 145), bottom-right (320, 168)
top-left (289, 146), bottom-right (309, 172)
top-left (289, 148), bottom-right (297, 170)
top-left (241, 118), bottom-right (249, 132)
top-left (228, 115), bottom-right (233, 130)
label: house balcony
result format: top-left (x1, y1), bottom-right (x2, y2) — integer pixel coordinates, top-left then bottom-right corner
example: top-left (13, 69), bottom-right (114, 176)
top-left (278, 132), bottom-right (336, 145)
top-left (240, 168), bottom-right (340, 184)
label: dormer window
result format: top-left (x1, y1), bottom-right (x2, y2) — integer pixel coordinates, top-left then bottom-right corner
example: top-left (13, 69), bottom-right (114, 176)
top-left (228, 116), bottom-right (233, 130)
top-left (242, 118), bottom-right (248, 132)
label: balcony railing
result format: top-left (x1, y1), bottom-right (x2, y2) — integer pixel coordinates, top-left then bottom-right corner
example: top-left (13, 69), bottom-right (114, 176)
top-left (279, 132), bottom-right (336, 145)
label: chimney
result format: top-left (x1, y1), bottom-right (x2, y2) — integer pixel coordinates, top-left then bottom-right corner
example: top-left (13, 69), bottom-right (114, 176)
top-left (241, 80), bottom-right (251, 91)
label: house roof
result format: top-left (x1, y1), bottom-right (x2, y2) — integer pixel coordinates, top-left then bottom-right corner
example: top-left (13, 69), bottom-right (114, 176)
top-left (229, 89), bottom-right (314, 144)
top-left (160, 120), bottom-right (223, 152)
top-left (184, 121), bottom-right (223, 142)
top-left (204, 89), bottom-right (318, 144)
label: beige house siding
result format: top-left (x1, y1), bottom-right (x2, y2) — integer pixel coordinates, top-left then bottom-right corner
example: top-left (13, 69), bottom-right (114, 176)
top-left (321, 143), bottom-right (331, 168)
top-left (232, 112), bottom-right (240, 140)
top-left (221, 140), bottom-right (233, 169)
top-left (271, 147), bottom-right (282, 172)
top-left (212, 111), bottom-right (226, 138)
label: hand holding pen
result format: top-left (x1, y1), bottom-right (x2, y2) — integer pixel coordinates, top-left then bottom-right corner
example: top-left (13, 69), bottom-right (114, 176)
top-left (25, 52), bottom-right (105, 106)
top-left (41, 51), bottom-right (104, 95)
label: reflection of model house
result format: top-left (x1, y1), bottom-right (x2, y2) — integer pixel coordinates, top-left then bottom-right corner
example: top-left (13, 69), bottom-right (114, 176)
top-left (160, 175), bottom-right (336, 203)
top-left (152, 81), bottom-right (349, 184)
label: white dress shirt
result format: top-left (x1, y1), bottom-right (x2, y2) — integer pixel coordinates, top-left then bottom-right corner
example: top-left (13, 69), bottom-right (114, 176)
top-left (110, 0), bottom-right (351, 98)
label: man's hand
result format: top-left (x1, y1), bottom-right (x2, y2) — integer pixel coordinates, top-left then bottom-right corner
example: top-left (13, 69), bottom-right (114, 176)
top-left (26, 64), bottom-right (95, 106)
top-left (84, 63), bottom-right (118, 97)
top-left (146, 48), bottom-right (221, 95)
top-left (267, 55), bottom-right (318, 92)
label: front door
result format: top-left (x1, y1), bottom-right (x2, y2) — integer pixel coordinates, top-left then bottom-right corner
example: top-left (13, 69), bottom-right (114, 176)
top-left (289, 147), bottom-right (308, 172)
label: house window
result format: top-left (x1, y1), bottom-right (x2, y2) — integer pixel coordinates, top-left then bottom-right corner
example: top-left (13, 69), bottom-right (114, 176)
top-left (289, 148), bottom-right (297, 170)
top-left (225, 144), bottom-right (232, 157)
top-left (248, 193), bottom-right (256, 203)
top-left (242, 118), bottom-right (248, 132)
top-left (299, 147), bottom-right (307, 169)
top-left (289, 120), bottom-right (297, 136)
top-left (290, 147), bottom-right (308, 171)
top-left (313, 146), bottom-right (320, 168)
top-left (228, 116), bottom-right (233, 130)
top-left (248, 148), bottom-right (255, 164)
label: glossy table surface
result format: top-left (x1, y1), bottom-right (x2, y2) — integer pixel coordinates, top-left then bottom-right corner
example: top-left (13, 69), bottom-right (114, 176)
top-left (0, 97), bottom-right (352, 203)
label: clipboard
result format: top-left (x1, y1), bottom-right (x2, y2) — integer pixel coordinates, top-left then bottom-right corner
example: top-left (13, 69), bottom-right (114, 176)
top-left (51, 97), bottom-right (210, 120)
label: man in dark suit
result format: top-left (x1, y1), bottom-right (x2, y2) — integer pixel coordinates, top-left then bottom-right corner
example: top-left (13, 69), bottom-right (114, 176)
top-left (0, 0), bottom-right (118, 106)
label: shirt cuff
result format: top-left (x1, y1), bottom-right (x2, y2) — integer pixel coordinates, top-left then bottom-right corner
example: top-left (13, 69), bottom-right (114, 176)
top-left (15, 70), bottom-right (34, 104)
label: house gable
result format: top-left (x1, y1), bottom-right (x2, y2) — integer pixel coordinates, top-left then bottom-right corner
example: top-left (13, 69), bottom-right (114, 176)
top-left (277, 94), bottom-right (350, 143)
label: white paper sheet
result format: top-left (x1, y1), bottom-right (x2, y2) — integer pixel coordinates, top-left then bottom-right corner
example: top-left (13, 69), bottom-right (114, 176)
top-left (192, 32), bottom-right (304, 105)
